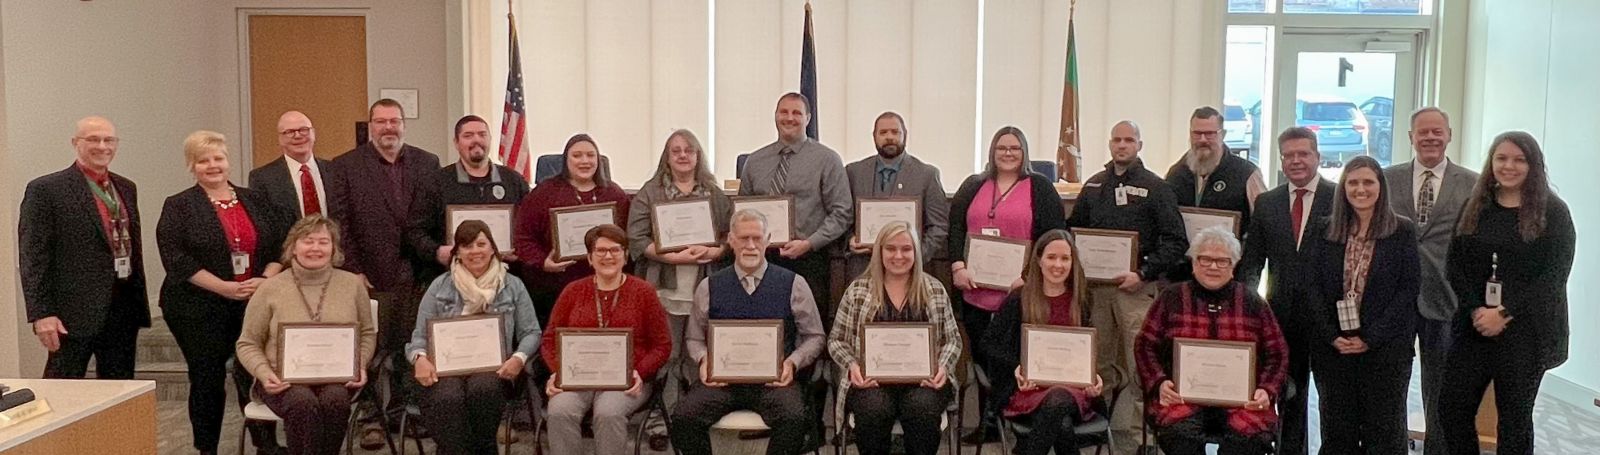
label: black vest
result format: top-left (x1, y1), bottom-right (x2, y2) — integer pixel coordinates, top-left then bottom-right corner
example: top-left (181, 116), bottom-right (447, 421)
top-left (1167, 152), bottom-right (1259, 233)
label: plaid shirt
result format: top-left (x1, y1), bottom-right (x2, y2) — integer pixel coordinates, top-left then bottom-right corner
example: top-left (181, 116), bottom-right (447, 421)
top-left (1135, 281), bottom-right (1289, 436)
top-left (827, 274), bottom-right (963, 426)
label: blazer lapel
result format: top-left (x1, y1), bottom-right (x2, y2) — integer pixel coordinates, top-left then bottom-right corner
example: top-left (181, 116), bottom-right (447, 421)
top-left (1391, 163), bottom-right (1416, 218)
top-left (67, 168), bottom-right (113, 249)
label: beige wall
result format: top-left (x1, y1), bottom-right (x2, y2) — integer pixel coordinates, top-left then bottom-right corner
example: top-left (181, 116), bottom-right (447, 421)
top-left (0, 0), bottom-right (449, 377)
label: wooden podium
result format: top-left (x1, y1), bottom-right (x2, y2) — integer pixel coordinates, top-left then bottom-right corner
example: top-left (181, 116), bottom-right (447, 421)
top-left (0, 379), bottom-right (157, 454)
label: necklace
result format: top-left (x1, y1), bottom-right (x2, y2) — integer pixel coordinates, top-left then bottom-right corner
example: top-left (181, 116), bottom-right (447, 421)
top-left (593, 276), bottom-right (622, 327)
top-left (291, 268), bottom-right (332, 322)
top-left (211, 189), bottom-right (241, 209)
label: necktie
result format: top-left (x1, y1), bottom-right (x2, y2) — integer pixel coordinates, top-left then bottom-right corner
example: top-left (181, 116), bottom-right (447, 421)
top-left (742, 275), bottom-right (758, 294)
top-left (1417, 170), bottom-right (1436, 224)
top-left (878, 167), bottom-right (897, 192)
top-left (771, 147), bottom-right (793, 194)
top-left (300, 164), bottom-right (322, 216)
top-left (1291, 189), bottom-right (1308, 247)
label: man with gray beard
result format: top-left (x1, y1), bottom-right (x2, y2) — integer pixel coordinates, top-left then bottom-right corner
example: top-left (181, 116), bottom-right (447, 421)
top-left (1165, 106), bottom-right (1266, 285)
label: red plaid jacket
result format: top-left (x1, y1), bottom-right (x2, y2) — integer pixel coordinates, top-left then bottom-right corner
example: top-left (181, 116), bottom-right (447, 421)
top-left (1134, 281), bottom-right (1289, 436)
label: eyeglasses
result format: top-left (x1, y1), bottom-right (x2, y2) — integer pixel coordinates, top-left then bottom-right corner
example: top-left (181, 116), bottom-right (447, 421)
top-left (994, 145), bottom-right (1024, 154)
top-left (76, 136), bottom-right (120, 146)
top-left (1190, 130), bottom-right (1221, 139)
top-left (279, 127), bottom-right (313, 138)
top-left (1196, 256), bottom-right (1234, 269)
top-left (591, 246), bottom-right (624, 257)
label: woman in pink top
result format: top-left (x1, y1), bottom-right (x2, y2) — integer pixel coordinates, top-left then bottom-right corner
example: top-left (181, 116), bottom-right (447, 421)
top-left (947, 126), bottom-right (1067, 442)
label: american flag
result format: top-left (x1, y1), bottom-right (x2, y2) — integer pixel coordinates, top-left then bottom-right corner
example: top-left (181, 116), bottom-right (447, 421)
top-left (498, 17), bottom-right (530, 179)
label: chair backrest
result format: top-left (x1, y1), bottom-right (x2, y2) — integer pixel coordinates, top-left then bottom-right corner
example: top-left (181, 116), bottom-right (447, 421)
top-left (533, 153), bottom-right (613, 185)
top-left (1029, 160), bottom-right (1058, 182)
top-left (735, 153), bottom-right (751, 179)
top-left (369, 299), bottom-right (379, 331)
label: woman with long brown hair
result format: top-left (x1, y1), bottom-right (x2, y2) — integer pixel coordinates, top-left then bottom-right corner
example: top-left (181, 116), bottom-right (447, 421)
top-left (982, 229), bottom-right (1107, 454)
top-left (513, 133), bottom-right (631, 326)
top-left (1438, 132), bottom-right (1574, 455)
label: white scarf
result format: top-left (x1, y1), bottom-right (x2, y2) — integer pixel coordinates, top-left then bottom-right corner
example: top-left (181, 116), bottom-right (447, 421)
top-left (451, 257), bottom-right (505, 315)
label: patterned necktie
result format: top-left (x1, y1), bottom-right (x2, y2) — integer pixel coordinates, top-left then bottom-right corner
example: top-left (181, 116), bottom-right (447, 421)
top-left (879, 167), bottom-right (897, 193)
top-left (1417, 170), bottom-right (1436, 224)
top-left (1292, 189), bottom-right (1308, 247)
top-left (299, 164), bottom-right (322, 216)
top-left (770, 147), bottom-right (793, 194)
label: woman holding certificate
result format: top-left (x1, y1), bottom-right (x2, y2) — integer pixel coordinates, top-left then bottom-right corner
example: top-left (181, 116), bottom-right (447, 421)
top-left (982, 229), bottom-right (1108, 455)
top-left (1438, 132), bottom-right (1574, 455)
top-left (236, 215), bottom-right (377, 455)
top-left (514, 133), bottom-right (631, 326)
top-left (406, 221), bottom-right (543, 455)
top-left (541, 224), bottom-right (673, 455)
top-left (1308, 156), bottom-right (1419, 454)
top-left (158, 131), bottom-right (292, 455)
top-left (827, 221), bottom-right (962, 455)
top-left (947, 126), bottom-right (1067, 441)
top-left (1134, 226), bottom-right (1288, 455)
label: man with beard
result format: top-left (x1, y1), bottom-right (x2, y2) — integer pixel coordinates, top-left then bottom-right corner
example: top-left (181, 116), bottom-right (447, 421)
top-left (249, 111), bottom-right (337, 219)
top-left (842, 111), bottom-right (949, 279)
top-left (329, 98), bottom-right (442, 448)
top-left (1382, 107), bottom-right (1476, 455)
top-left (1165, 106), bottom-right (1267, 284)
top-left (404, 114), bottom-right (528, 276)
top-left (1064, 120), bottom-right (1188, 455)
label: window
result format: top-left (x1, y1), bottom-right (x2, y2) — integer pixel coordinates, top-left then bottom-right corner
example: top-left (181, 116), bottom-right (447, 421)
top-left (1284, 0), bottom-right (1425, 15)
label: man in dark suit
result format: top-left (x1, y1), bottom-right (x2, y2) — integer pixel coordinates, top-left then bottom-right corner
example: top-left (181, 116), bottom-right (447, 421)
top-left (1239, 127), bottom-right (1337, 455)
top-left (842, 111), bottom-right (949, 279)
top-left (248, 110), bottom-right (336, 219)
top-left (18, 116), bottom-right (151, 379)
top-left (330, 99), bottom-right (442, 448)
top-left (1383, 107), bottom-right (1477, 455)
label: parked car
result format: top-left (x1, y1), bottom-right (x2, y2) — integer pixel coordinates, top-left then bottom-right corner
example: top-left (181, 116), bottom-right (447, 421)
top-left (1223, 101), bottom-right (1254, 160)
top-left (1247, 96), bottom-right (1370, 168)
top-left (1359, 96), bottom-right (1395, 165)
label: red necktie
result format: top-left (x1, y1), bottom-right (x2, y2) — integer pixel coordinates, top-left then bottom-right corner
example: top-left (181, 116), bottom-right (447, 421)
top-left (299, 164), bottom-right (322, 216)
top-left (1291, 188), bottom-right (1308, 246)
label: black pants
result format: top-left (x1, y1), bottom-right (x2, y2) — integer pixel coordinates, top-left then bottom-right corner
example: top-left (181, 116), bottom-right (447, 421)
top-left (1277, 323), bottom-right (1311, 455)
top-left (359, 287), bottom-right (423, 429)
top-left (167, 306), bottom-right (277, 451)
top-left (1156, 408), bottom-right (1273, 455)
top-left (670, 384), bottom-right (810, 455)
top-left (420, 372), bottom-right (510, 455)
top-left (1011, 388), bottom-right (1087, 455)
top-left (1438, 332), bottom-right (1545, 455)
top-left (768, 250), bottom-right (833, 329)
top-left (959, 302), bottom-right (998, 426)
top-left (43, 300), bottom-right (142, 379)
top-left (1416, 317), bottom-right (1455, 455)
top-left (257, 382), bottom-right (352, 455)
top-left (848, 385), bottom-right (950, 455)
top-left (1312, 353), bottom-right (1411, 455)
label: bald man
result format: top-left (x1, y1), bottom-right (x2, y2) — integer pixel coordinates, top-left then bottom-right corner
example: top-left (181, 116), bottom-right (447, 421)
top-left (19, 116), bottom-right (152, 379)
top-left (248, 110), bottom-right (337, 219)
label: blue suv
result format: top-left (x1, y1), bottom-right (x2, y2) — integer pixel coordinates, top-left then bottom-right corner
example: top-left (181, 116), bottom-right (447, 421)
top-left (1247, 96), bottom-right (1371, 167)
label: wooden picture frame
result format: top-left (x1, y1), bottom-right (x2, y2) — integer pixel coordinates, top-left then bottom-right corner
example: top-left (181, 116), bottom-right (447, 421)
top-left (706, 319), bottom-right (786, 384)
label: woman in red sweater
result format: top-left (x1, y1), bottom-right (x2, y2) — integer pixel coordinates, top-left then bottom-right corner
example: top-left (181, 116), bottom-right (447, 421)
top-left (514, 133), bottom-right (631, 326)
top-left (540, 224), bottom-right (672, 455)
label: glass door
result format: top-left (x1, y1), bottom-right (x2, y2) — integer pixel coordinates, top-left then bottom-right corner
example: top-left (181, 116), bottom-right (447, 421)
top-left (1272, 30), bottom-right (1420, 182)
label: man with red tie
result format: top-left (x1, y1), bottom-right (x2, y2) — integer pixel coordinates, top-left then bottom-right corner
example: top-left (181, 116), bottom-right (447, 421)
top-left (248, 110), bottom-right (336, 220)
top-left (1238, 126), bottom-right (1337, 455)
top-left (19, 115), bottom-right (151, 379)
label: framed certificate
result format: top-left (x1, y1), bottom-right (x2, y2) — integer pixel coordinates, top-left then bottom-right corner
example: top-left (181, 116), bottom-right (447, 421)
top-left (427, 314), bottom-right (507, 376)
top-left (965, 235), bottom-right (1029, 290)
top-left (446, 204), bottom-right (515, 254)
top-left (550, 202), bottom-right (618, 261)
top-left (1173, 337), bottom-right (1257, 407)
top-left (650, 197), bottom-right (719, 252)
top-left (1021, 324), bottom-right (1096, 387)
top-left (1179, 207), bottom-right (1242, 239)
top-left (730, 196), bottom-right (796, 246)
top-left (861, 323), bottom-right (936, 383)
top-left (556, 328), bottom-right (634, 390)
top-left (855, 197), bottom-right (921, 246)
top-left (276, 323), bottom-right (359, 384)
top-left (1071, 228), bottom-right (1140, 283)
top-left (707, 319), bottom-right (785, 383)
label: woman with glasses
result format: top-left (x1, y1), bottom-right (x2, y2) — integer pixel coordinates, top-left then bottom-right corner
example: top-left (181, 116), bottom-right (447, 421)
top-left (540, 224), bottom-right (673, 455)
top-left (514, 133), bottom-right (631, 326)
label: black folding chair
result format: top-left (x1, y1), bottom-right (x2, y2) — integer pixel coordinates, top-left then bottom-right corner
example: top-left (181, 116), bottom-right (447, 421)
top-left (996, 389), bottom-right (1118, 455)
top-left (531, 368), bottom-right (671, 455)
top-left (1139, 381), bottom-right (1295, 454)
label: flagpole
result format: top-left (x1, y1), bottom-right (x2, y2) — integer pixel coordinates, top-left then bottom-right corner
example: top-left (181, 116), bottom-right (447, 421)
top-left (1056, 0), bottom-right (1082, 182)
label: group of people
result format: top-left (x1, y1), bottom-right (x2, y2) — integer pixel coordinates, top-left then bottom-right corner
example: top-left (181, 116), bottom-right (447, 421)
top-left (17, 92), bottom-right (1572, 455)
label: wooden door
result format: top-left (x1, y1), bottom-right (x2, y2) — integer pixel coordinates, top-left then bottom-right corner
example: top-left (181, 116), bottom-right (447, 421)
top-left (248, 15), bottom-right (367, 169)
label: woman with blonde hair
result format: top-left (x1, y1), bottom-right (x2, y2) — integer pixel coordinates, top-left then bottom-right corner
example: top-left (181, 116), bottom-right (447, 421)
top-left (828, 221), bottom-right (962, 455)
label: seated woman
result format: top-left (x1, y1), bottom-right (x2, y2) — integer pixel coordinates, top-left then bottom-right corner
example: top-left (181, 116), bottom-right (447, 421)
top-left (827, 221), bottom-right (962, 455)
top-left (1134, 226), bottom-right (1288, 455)
top-left (406, 220), bottom-right (543, 455)
top-left (983, 229), bottom-right (1108, 455)
top-left (236, 215), bottom-right (377, 455)
top-left (540, 224), bottom-right (673, 454)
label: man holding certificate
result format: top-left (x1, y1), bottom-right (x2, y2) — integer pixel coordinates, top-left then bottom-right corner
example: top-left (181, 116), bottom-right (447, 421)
top-left (1064, 120), bottom-right (1188, 454)
top-left (405, 221), bottom-right (542, 454)
top-left (403, 115), bottom-right (528, 278)
top-left (514, 134), bottom-right (630, 326)
top-left (1134, 227), bottom-right (1287, 455)
top-left (671, 209), bottom-right (827, 455)
top-left (827, 222), bottom-right (961, 455)
top-left (842, 112), bottom-right (950, 279)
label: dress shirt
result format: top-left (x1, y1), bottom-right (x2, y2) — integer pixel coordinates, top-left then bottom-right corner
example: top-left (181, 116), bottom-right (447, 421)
top-left (282, 155), bottom-right (327, 217)
top-left (685, 261), bottom-right (826, 369)
top-left (1411, 157), bottom-right (1449, 206)
top-left (1290, 177), bottom-right (1321, 246)
top-left (737, 137), bottom-right (853, 246)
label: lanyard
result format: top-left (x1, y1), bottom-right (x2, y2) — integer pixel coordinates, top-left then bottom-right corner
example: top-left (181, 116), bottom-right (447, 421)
top-left (87, 178), bottom-right (121, 219)
top-left (594, 278), bottom-right (621, 328)
top-left (987, 177), bottom-right (1024, 221)
top-left (292, 269), bottom-right (332, 322)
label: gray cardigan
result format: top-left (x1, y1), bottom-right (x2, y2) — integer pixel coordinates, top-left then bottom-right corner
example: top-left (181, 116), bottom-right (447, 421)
top-left (625, 178), bottom-right (733, 291)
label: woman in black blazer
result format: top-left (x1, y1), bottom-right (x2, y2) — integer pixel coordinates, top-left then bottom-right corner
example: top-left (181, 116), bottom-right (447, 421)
top-left (1309, 156), bottom-right (1419, 454)
top-left (157, 131), bottom-right (293, 455)
top-left (947, 126), bottom-right (1067, 442)
top-left (1438, 132), bottom-right (1575, 455)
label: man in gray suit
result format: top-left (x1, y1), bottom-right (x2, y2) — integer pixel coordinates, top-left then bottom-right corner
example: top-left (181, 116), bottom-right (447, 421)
top-left (843, 111), bottom-right (950, 279)
top-left (1383, 107), bottom-right (1477, 455)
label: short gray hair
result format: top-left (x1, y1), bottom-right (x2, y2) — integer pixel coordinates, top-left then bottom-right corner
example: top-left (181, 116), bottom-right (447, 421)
top-left (729, 209), bottom-right (770, 236)
top-left (1187, 225), bottom-right (1241, 262)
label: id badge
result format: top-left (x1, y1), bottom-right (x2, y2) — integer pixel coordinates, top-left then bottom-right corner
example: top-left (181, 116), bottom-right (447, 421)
top-left (114, 257), bottom-right (132, 279)
top-left (980, 227), bottom-right (1001, 237)
top-left (1485, 281), bottom-right (1502, 308)
top-left (1115, 186), bottom-right (1129, 206)
top-left (232, 252), bottom-right (251, 276)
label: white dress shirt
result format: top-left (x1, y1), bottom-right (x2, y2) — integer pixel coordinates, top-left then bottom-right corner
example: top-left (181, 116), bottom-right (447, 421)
top-left (1290, 177), bottom-right (1321, 247)
top-left (283, 155), bottom-right (328, 217)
